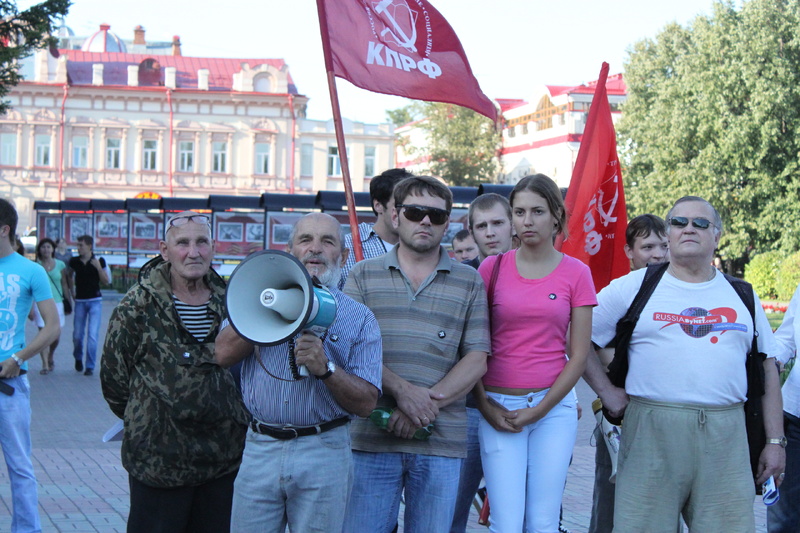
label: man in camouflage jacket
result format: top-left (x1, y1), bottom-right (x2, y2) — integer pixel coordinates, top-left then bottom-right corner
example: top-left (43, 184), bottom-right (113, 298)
top-left (101, 212), bottom-right (248, 533)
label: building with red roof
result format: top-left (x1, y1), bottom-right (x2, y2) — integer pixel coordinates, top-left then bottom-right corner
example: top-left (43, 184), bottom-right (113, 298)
top-left (1, 24), bottom-right (395, 228)
top-left (396, 73), bottom-right (627, 187)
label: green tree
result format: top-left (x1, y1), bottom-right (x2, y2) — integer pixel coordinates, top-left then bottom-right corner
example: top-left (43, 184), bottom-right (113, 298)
top-left (744, 250), bottom-right (785, 299)
top-left (0, 0), bottom-right (71, 114)
top-left (618, 0), bottom-right (800, 260)
top-left (391, 102), bottom-right (501, 186)
top-left (385, 107), bottom-right (414, 128)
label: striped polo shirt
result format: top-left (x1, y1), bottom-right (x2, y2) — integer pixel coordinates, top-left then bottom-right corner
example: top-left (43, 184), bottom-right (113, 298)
top-left (344, 246), bottom-right (491, 459)
top-left (235, 287), bottom-right (383, 427)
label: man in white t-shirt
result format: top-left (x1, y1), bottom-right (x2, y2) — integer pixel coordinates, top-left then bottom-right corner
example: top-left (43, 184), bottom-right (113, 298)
top-left (584, 196), bottom-right (786, 532)
top-left (587, 213), bottom-right (669, 533)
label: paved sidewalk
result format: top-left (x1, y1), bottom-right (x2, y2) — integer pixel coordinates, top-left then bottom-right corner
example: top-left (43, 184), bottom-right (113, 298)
top-left (0, 293), bottom-right (771, 532)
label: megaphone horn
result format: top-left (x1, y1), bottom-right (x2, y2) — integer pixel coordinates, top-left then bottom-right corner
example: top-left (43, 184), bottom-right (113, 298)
top-left (226, 250), bottom-right (338, 379)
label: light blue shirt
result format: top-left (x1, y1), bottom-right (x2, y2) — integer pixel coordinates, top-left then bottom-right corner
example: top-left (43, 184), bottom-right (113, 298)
top-left (0, 252), bottom-right (52, 369)
top-left (231, 287), bottom-right (383, 426)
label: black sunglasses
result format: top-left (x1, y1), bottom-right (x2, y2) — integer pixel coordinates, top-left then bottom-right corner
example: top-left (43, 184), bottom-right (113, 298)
top-left (396, 204), bottom-right (449, 225)
top-left (668, 216), bottom-right (715, 230)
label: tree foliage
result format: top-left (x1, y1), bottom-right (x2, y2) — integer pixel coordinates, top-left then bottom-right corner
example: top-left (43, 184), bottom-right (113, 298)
top-left (618, 0), bottom-right (800, 260)
top-left (0, 0), bottom-right (71, 114)
top-left (744, 250), bottom-right (785, 299)
top-left (391, 102), bottom-right (501, 187)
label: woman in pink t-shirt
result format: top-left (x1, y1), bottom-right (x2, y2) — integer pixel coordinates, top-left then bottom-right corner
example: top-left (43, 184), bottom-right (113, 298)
top-left (476, 174), bottom-right (596, 532)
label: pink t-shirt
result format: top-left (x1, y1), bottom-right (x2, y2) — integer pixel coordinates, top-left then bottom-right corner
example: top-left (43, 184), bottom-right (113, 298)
top-left (478, 251), bottom-right (597, 389)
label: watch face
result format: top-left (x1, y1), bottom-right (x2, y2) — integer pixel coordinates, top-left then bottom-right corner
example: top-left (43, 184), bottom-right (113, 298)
top-left (327, 361), bottom-right (336, 373)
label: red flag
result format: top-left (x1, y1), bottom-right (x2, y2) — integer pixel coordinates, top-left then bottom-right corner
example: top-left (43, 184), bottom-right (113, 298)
top-left (316, 0), bottom-right (497, 121)
top-left (559, 62), bottom-right (629, 291)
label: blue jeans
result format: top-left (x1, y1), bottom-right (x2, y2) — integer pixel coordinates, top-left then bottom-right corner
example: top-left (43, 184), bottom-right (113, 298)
top-left (231, 425), bottom-right (353, 533)
top-left (343, 451), bottom-right (463, 533)
top-left (768, 412), bottom-right (800, 532)
top-left (450, 407), bottom-right (483, 533)
top-left (73, 299), bottom-right (102, 370)
top-left (0, 375), bottom-right (41, 533)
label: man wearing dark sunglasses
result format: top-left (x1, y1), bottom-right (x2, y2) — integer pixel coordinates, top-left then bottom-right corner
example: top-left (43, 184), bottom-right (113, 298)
top-left (343, 175), bottom-right (490, 532)
top-left (586, 196), bottom-right (785, 532)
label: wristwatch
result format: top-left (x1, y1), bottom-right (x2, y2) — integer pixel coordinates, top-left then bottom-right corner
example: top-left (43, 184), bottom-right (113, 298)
top-left (9, 354), bottom-right (23, 366)
top-left (767, 436), bottom-right (788, 448)
top-left (317, 360), bottom-right (336, 380)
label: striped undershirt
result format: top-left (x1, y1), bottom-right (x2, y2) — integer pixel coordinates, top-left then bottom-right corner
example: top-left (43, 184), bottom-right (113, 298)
top-left (172, 296), bottom-right (213, 341)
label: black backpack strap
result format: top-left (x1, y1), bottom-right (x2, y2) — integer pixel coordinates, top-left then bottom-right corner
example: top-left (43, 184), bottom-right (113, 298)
top-left (606, 262), bottom-right (670, 389)
top-left (725, 274), bottom-right (767, 484)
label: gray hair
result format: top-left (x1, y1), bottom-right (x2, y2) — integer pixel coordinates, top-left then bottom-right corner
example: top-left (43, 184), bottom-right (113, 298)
top-left (666, 196), bottom-right (723, 234)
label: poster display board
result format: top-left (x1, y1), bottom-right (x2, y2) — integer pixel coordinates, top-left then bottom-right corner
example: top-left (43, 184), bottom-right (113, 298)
top-left (128, 212), bottom-right (163, 255)
top-left (38, 214), bottom-right (63, 241)
top-left (93, 213), bottom-right (128, 252)
top-left (213, 211), bottom-right (266, 260)
top-left (64, 214), bottom-right (92, 245)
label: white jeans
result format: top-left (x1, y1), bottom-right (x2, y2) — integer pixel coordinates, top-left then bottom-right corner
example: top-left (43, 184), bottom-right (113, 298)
top-left (478, 389), bottom-right (577, 533)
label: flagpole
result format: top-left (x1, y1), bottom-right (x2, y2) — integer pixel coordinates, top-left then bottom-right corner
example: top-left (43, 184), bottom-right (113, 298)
top-left (317, 0), bottom-right (364, 262)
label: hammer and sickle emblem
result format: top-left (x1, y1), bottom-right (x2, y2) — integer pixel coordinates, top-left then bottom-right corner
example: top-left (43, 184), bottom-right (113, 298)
top-left (374, 0), bottom-right (418, 53)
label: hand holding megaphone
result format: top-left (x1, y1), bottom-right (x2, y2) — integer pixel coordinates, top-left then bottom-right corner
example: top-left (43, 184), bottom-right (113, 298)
top-left (226, 250), bottom-right (338, 380)
top-left (293, 333), bottom-right (328, 377)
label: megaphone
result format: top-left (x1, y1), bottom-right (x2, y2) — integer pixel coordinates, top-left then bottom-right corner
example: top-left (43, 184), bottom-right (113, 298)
top-left (226, 250), bottom-right (337, 379)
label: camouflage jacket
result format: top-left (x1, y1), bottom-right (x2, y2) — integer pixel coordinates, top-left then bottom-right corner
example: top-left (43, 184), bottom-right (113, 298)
top-left (100, 257), bottom-right (248, 488)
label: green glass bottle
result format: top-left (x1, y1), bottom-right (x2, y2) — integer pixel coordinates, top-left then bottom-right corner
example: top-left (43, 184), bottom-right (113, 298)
top-left (369, 407), bottom-right (433, 440)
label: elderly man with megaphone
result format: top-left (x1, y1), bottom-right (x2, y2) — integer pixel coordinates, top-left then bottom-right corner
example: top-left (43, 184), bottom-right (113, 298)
top-left (216, 212), bottom-right (383, 533)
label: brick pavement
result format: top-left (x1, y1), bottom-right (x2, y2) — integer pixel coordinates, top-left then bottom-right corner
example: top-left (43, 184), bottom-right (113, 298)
top-left (0, 293), bottom-right (772, 532)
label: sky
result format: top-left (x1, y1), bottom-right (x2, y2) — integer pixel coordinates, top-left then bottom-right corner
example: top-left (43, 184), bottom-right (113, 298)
top-left (24, 0), bottom-right (726, 124)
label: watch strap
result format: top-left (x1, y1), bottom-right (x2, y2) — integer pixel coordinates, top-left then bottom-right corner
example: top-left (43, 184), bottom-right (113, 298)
top-left (767, 437), bottom-right (787, 448)
top-left (10, 354), bottom-right (23, 366)
top-left (317, 361), bottom-right (335, 381)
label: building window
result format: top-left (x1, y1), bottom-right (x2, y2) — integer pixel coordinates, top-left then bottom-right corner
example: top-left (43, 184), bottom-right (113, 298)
top-left (327, 146), bottom-right (341, 177)
top-left (179, 141), bottom-right (194, 172)
top-left (521, 123), bottom-right (528, 135)
top-left (142, 140), bottom-right (157, 171)
top-left (1, 134), bottom-right (17, 166)
top-left (106, 138), bottom-right (121, 169)
top-left (35, 135), bottom-right (51, 166)
top-left (72, 136), bottom-right (88, 168)
top-left (254, 143), bottom-right (270, 175)
top-left (300, 144), bottom-right (313, 176)
top-left (212, 141), bottom-right (227, 173)
top-left (364, 146), bottom-right (376, 177)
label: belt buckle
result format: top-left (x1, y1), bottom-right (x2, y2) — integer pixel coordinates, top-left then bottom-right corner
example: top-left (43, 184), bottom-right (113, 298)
top-left (281, 426), bottom-right (299, 439)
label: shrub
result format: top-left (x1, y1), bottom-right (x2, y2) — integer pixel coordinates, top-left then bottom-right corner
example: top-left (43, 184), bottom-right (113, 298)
top-left (745, 251), bottom-right (786, 300)
top-left (776, 251), bottom-right (800, 302)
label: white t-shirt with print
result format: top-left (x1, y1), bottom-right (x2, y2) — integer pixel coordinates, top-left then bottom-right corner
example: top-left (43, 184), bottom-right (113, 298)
top-left (593, 268), bottom-right (777, 406)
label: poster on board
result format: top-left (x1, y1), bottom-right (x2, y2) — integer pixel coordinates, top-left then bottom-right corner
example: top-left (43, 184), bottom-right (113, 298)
top-left (213, 212), bottom-right (266, 259)
top-left (65, 215), bottom-right (92, 245)
top-left (128, 212), bottom-right (162, 254)
top-left (94, 213), bottom-right (128, 252)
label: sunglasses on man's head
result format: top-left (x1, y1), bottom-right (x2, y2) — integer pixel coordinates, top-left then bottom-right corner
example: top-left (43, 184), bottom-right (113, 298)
top-left (396, 204), bottom-right (450, 225)
top-left (667, 216), bottom-right (715, 230)
top-left (166, 214), bottom-right (211, 234)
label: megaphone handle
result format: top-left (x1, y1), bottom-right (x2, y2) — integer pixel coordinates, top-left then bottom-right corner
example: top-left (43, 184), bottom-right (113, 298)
top-left (288, 339), bottom-right (311, 380)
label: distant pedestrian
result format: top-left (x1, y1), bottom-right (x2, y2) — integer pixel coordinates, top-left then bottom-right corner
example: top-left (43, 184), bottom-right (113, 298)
top-left (66, 235), bottom-right (108, 376)
top-left (30, 238), bottom-right (70, 374)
